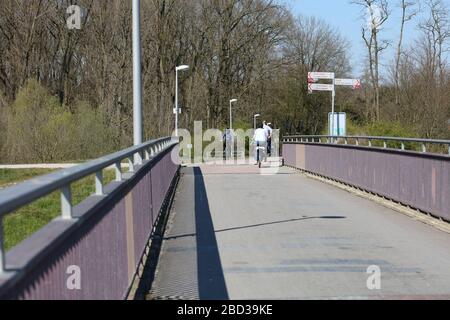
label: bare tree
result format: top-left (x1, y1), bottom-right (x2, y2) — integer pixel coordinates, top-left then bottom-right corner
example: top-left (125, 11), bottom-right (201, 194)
top-left (351, 0), bottom-right (390, 121)
top-left (420, 0), bottom-right (450, 82)
top-left (394, 0), bottom-right (418, 106)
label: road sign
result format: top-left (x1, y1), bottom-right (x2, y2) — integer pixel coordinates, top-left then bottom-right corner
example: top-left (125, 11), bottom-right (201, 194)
top-left (335, 78), bottom-right (361, 89)
top-left (308, 72), bottom-right (335, 80)
top-left (308, 83), bottom-right (334, 92)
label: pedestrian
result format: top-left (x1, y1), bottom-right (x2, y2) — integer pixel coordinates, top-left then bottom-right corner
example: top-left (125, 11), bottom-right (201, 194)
top-left (263, 121), bottom-right (273, 157)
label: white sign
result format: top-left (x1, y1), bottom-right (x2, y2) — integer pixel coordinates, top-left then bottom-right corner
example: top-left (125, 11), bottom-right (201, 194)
top-left (335, 78), bottom-right (361, 89)
top-left (173, 108), bottom-right (182, 114)
top-left (308, 72), bottom-right (335, 80)
top-left (308, 83), bottom-right (334, 92)
top-left (328, 112), bottom-right (346, 136)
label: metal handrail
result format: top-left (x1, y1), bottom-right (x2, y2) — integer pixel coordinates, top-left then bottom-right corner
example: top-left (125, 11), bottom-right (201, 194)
top-left (282, 135), bottom-right (450, 155)
top-left (0, 136), bottom-right (177, 273)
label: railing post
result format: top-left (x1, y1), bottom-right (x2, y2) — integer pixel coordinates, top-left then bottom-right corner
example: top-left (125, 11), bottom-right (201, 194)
top-left (95, 171), bottom-right (103, 196)
top-left (115, 162), bottom-right (122, 181)
top-left (368, 139), bottom-right (372, 147)
top-left (401, 142), bottom-right (405, 151)
top-left (145, 148), bottom-right (150, 160)
top-left (61, 185), bottom-right (73, 220)
top-left (448, 144), bottom-right (450, 156)
top-left (355, 138), bottom-right (359, 146)
top-left (383, 140), bottom-right (387, 149)
top-left (345, 138), bottom-right (348, 145)
top-left (128, 157), bottom-right (135, 173)
top-left (0, 218), bottom-right (4, 274)
top-left (422, 143), bottom-right (427, 153)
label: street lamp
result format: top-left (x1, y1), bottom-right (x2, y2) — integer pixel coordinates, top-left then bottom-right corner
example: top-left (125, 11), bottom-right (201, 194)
top-left (253, 113), bottom-right (261, 130)
top-left (132, 0), bottom-right (142, 164)
top-left (229, 99), bottom-right (237, 130)
top-left (175, 65), bottom-right (189, 137)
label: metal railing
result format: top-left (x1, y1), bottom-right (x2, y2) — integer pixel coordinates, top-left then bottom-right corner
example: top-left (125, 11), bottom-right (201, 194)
top-left (0, 137), bottom-right (176, 274)
top-left (283, 135), bottom-right (450, 156)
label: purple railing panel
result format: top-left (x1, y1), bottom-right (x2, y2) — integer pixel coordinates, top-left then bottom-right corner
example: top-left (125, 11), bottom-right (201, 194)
top-left (0, 144), bottom-right (179, 300)
top-left (283, 143), bottom-right (450, 221)
top-left (6, 196), bottom-right (129, 300)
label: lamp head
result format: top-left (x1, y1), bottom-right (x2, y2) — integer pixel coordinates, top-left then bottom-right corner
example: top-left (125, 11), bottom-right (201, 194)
top-left (176, 65), bottom-right (189, 71)
top-left (230, 99), bottom-right (238, 103)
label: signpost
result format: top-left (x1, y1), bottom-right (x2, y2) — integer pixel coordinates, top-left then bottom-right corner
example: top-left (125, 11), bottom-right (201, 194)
top-left (308, 72), bottom-right (336, 137)
top-left (308, 72), bottom-right (361, 137)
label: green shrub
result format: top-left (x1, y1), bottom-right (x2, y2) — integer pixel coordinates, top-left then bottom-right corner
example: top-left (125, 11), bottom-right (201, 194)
top-left (2, 79), bottom-right (122, 164)
top-left (4, 79), bottom-right (76, 163)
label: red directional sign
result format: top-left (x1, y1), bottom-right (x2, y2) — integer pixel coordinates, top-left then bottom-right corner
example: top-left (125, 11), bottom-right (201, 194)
top-left (335, 78), bottom-right (361, 90)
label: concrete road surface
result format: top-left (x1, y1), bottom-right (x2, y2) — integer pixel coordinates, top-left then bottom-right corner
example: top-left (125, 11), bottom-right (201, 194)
top-left (147, 165), bottom-right (450, 300)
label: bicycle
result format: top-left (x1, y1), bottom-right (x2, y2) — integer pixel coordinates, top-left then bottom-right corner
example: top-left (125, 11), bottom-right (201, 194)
top-left (255, 141), bottom-right (267, 168)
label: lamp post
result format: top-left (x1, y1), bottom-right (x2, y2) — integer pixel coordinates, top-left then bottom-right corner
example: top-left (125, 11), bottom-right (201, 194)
top-left (229, 99), bottom-right (237, 130)
top-left (254, 113), bottom-right (261, 131)
top-left (132, 0), bottom-right (142, 163)
top-left (175, 65), bottom-right (189, 137)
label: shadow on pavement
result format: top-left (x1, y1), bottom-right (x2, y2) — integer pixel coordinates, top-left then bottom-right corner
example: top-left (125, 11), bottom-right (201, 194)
top-left (164, 216), bottom-right (347, 240)
top-left (194, 167), bottom-right (229, 300)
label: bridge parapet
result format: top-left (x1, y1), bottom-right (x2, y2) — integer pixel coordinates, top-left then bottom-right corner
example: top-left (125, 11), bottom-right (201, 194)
top-left (0, 137), bottom-right (179, 299)
top-left (282, 135), bottom-right (450, 222)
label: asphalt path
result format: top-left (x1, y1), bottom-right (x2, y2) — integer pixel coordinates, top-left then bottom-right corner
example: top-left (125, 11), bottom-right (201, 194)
top-left (148, 165), bottom-right (450, 300)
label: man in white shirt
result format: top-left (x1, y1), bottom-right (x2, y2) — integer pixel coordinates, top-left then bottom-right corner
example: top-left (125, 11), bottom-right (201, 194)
top-left (253, 123), bottom-right (268, 164)
top-left (263, 121), bottom-right (273, 156)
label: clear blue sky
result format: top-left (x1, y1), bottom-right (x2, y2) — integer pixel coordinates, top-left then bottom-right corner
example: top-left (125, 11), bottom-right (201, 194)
top-left (283, 0), bottom-right (450, 77)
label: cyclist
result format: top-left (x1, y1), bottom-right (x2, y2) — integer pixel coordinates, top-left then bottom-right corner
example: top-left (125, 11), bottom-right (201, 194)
top-left (253, 123), bottom-right (268, 165)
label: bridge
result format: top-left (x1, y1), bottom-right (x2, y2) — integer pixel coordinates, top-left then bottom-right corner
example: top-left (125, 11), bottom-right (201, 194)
top-left (0, 135), bottom-right (449, 300)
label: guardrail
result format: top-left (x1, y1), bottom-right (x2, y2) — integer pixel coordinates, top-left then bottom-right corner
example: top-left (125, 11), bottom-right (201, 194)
top-left (0, 137), bottom-right (174, 274)
top-left (283, 135), bottom-right (450, 155)
top-left (282, 135), bottom-right (450, 222)
top-left (0, 137), bottom-right (180, 299)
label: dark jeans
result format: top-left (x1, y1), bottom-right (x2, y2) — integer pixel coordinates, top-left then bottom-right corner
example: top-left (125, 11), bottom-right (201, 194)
top-left (267, 138), bottom-right (272, 156)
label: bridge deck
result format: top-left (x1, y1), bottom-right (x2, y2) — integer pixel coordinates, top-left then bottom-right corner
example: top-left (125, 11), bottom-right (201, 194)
top-left (147, 165), bottom-right (450, 300)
